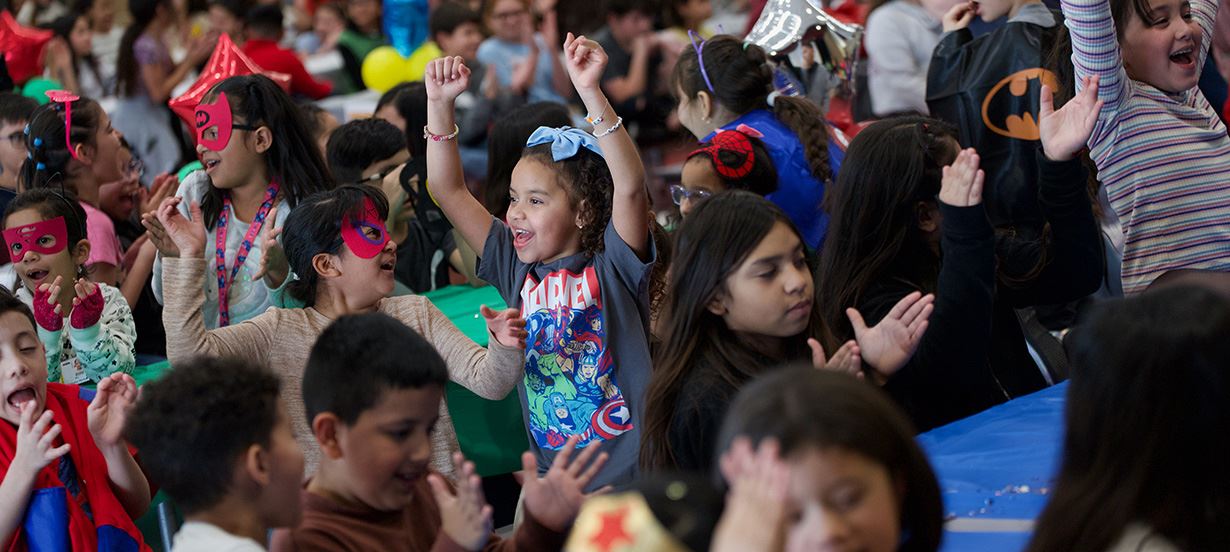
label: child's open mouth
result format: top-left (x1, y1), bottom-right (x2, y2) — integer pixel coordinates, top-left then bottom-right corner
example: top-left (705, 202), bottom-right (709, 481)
top-left (1170, 48), bottom-right (1195, 67)
top-left (25, 269), bottom-right (49, 284)
top-left (204, 159), bottom-right (221, 172)
top-left (513, 228), bottom-right (533, 249)
top-left (379, 258), bottom-right (395, 272)
top-left (6, 387), bottom-right (35, 409)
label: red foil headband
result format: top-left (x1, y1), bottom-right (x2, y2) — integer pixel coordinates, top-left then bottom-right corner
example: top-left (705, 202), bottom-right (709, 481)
top-left (688, 125), bottom-right (765, 180)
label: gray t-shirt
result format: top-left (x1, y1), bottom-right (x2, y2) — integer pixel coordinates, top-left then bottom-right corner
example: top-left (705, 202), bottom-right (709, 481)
top-left (478, 218), bottom-right (654, 491)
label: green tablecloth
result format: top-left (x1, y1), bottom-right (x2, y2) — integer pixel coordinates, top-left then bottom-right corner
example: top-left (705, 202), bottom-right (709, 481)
top-left (129, 285), bottom-right (527, 477)
top-left (426, 285), bottom-right (529, 477)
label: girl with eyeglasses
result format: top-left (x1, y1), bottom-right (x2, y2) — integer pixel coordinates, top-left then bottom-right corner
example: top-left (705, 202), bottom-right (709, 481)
top-left (672, 126), bottom-right (777, 219)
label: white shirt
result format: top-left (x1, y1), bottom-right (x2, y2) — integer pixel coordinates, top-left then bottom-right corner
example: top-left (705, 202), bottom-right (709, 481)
top-left (171, 521), bottom-right (266, 552)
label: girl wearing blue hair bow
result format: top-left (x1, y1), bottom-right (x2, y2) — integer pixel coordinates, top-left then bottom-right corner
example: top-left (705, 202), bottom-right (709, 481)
top-left (425, 33), bottom-right (654, 492)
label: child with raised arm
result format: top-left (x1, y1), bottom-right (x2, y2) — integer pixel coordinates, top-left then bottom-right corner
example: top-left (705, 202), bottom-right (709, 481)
top-left (425, 33), bottom-right (654, 491)
top-left (1061, 0), bottom-right (1230, 294)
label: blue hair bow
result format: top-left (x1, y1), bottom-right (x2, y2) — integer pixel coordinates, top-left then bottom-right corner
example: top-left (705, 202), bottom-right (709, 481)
top-left (525, 126), bottom-right (604, 162)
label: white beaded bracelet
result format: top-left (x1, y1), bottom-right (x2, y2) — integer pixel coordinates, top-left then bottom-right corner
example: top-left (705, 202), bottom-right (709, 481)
top-left (594, 116), bottom-right (624, 138)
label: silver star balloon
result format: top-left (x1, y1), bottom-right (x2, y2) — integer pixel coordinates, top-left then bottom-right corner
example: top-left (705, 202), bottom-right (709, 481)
top-left (745, 0), bottom-right (863, 81)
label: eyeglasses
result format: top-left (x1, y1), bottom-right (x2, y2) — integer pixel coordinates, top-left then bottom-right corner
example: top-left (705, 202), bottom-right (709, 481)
top-left (353, 163), bottom-right (402, 186)
top-left (670, 184), bottom-right (712, 206)
top-left (492, 8), bottom-right (527, 20)
top-left (126, 158), bottom-right (145, 179)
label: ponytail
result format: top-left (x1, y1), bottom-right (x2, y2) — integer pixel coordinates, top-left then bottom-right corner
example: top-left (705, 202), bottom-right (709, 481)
top-left (20, 98), bottom-right (105, 193)
top-left (671, 35), bottom-right (832, 184)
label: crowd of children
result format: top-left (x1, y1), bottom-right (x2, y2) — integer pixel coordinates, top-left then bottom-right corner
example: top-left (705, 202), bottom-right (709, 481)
top-left (0, 0), bottom-right (1227, 550)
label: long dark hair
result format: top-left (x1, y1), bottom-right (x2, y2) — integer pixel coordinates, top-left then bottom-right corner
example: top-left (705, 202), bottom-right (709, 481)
top-left (815, 116), bottom-right (957, 349)
top-left (43, 15), bottom-right (107, 95)
top-left (671, 34), bottom-right (832, 184)
top-left (116, 0), bottom-right (166, 98)
top-left (1027, 287), bottom-right (1230, 552)
top-left (485, 101), bottom-right (571, 218)
top-left (717, 367), bottom-right (944, 552)
top-left (199, 75), bottom-right (334, 228)
top-left (282, 184), bottom-right (389, 307)
top-left (640, 191), bottom-right (811, 469)
top-left (20, 97), bottom-right (107, 192)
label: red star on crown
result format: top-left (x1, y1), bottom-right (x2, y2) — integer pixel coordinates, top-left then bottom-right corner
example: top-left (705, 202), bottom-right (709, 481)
top-left (167, 33), bottom-right (291, 128)
top-left (589, 506), bottom-right (634, 551)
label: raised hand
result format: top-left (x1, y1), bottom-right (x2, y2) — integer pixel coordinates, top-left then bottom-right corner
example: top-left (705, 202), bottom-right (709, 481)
top-left (250, 204), bottom-right (289, 287)
top-left (87, 373), bottom-right (138, 449)
top-left (522, 434), bottom-right (610, 532)
top-left (424, 56), bottom-right (472, 104)
top-left (846, 291), bottom-right (934, 380)
top-left (139, 173), bottom-right (179, 217)
top-left (10, 402), bottom-right (71, 481)
top-left (808, 338), bottom-right (862, 379)
top-left (712, 437), bottom-right (790, 552)
top-left (68, 279), bottom-right (104, 330)
top-left (1039, 75), bottom-right (1103, 162)
top-left (32, 275), bottom-right (65, 332)
top-left (942, 1), bottom-right (978, 32)
top-left (428, 452), bottom-right (493, 551)
top-left (481, 305), bottom-right (528, 349)
top-left (939, 148), bottom-right (984, 207)
top-left (563, 33), bottom-right (608, 93)
top-left (152, 197), bottom-right (207, 259)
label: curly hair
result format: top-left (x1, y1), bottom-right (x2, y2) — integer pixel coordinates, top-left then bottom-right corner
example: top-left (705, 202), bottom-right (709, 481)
top-left (520, 144), bottom-right (613, 255)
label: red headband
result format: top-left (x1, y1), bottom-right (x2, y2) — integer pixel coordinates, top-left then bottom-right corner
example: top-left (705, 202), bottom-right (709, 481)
top-left (688, 125), bottom-right (764, 180)
top-left (45, 90), bottom-right (80, 159)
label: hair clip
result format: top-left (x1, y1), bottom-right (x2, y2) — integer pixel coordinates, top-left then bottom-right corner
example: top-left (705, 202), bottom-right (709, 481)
top-left (32, 137), bottom-right (42, 148)
top-left (35, 162), bottom-right (45, 171)
top-left (26, 152), bottom-right (32, 159)
top-left (44, 90), bottom-right (80, 160)
top-left (688, 30), bottom-right (716, 94)
top-left (22, 124), bottom-right (29, 136)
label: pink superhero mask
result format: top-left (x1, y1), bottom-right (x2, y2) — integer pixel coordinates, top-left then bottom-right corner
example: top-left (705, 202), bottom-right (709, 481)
top-left (341, 197), bottom-right (390, 259)
top-left (3, 216), bottom-right (68, 260)
top-left (195, 93), bottom-right (258, 152)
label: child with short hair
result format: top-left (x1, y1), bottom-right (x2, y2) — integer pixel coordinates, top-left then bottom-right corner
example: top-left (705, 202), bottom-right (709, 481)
top-left (242, 4), bottom-right (334, 99)
top-left (427, 35), bottom-right (655, 490)
top-left (125, 356), bottom-right (304, 552)
top-left (3, 189), bottom-right (137, 384)
top-left (1061, 0), bottom-right (1230, 294)
top-left (0, 290), bottom-right (150, 550)
top-left (673, 127), bottom-right (778, 218)
top-left (710, 367), bottom-right (944, 552)
top-left (1026, 286), bottom-right (1230, 552)
top-left (272, 312), bottom-right (607, 551)
top-left (0, 95), bottom-right (38, 214)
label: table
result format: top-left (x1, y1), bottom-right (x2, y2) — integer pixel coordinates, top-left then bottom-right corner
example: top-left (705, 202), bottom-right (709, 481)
top-left (918, 383), bottom-right (1068, 551)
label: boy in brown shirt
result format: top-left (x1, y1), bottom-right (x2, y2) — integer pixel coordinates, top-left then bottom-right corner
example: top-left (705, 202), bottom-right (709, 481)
top-left (271, 312), bottom-right (610, 552)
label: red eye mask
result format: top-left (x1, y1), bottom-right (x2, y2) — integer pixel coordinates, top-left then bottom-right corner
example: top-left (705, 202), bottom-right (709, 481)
top-left (196, 93), bottom-right (256, 151)
top-left (341, 197), bottom-right (390, 259)
top-left (689, 125), bottom-right (765, 180)
top-left (3, 216), bottom-right (68, 260)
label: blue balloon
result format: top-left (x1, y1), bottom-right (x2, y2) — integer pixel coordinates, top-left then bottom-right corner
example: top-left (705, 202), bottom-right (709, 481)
top-left (383, 0), bottom-right (429, 58)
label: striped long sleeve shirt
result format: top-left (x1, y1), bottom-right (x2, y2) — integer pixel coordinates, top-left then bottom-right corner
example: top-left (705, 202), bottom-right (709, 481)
top-left (1062, 0), bottom-right (1230, 294)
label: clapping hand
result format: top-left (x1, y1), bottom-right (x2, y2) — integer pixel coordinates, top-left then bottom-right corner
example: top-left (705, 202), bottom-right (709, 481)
top-left (1039, 75), bottom-right (1103, 162)
top-left (846, 291), bottom-right (934, 380)
top-left (481, 305), bottom-right (528, 349)
top-left (521, 434), bottom-right (611, 532)
top-left (429, 452), bottom-right (493, 551)
top-left (87, 373), bottom-right (138, 449)
top-left (939, 149), bottom-right (984, 207)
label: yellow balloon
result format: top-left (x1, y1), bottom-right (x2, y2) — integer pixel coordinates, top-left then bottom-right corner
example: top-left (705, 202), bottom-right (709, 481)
top-left (361, 46), bottom-right (411, 93)
top-left (405, 42), bottom-right (442, 81)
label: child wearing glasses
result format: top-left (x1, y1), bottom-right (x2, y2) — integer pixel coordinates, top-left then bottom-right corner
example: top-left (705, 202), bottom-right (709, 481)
top-left (673, 126), bottom-right (777, 219)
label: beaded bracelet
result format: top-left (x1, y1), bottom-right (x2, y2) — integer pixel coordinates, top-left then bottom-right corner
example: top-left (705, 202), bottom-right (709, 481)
top-left (595, 116), bottom-right (624, 138)
top-left (423, 124), bottom-right (460, 142)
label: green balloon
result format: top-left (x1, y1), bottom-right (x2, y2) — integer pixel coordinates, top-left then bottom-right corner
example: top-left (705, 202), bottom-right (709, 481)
top-left (21, 78), bottom-right (62, 104)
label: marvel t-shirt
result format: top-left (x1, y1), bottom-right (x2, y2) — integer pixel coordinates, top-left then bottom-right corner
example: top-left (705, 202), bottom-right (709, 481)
top-left (478, 218), bottom-right (654, 491)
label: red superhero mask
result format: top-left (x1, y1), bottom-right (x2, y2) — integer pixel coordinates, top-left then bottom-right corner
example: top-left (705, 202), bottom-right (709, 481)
top-left (341, 197), bottom-right (390, 259)
top-left (3, 216), bottom-right (68, 261)
top-left (195, 93), bottom-right (256, 151)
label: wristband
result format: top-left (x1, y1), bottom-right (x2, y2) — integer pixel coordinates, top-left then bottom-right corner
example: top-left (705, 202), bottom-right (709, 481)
top-left (423, 124), bottom-right (460, 142)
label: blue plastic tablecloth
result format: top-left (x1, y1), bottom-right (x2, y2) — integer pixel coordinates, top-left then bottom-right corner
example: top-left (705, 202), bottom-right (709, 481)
top-left (918, 382), bottom-right (1068, 552)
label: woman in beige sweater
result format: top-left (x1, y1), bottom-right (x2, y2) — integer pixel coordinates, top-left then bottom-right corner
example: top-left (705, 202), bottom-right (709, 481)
top-left (148, 185), bottom-right (528, 477)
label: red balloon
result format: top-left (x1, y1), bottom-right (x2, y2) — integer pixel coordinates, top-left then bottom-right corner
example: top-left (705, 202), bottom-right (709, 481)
top-left (0, 11), bottom-right (54, 86)
top-left (167, 33), bottom-right (292, 128)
